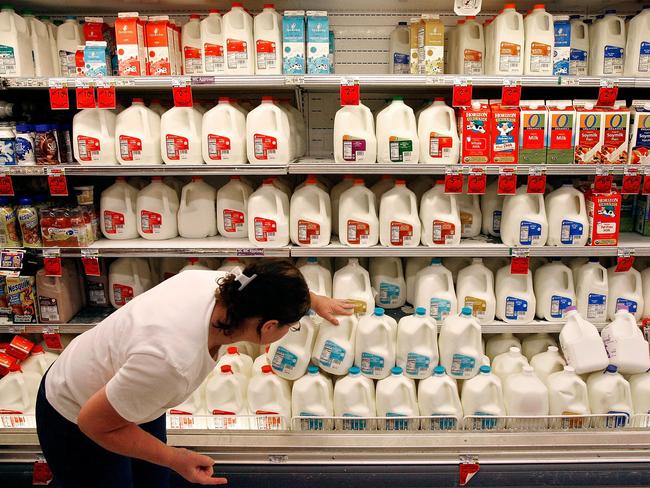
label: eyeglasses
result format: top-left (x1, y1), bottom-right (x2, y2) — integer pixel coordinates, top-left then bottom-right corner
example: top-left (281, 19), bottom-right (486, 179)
top-left (289, 323), bottom-right (301, 332)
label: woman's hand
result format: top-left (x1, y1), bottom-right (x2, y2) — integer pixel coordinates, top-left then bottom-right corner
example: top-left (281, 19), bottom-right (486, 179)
top-left (310, 293), bottom-right (355, 325)
top-left (168, 447), bottom-right (227, 485)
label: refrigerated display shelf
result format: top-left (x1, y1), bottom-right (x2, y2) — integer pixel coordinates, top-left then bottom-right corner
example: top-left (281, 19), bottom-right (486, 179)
top-left (2, 164), bottom-right (287, 176)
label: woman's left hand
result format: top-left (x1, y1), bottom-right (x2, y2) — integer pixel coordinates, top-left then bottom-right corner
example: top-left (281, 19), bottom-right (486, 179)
top-left (310, 294), bottom-right (355, 325)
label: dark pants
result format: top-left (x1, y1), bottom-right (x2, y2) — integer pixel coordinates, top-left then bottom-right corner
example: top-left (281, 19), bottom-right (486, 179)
top-left (35, 373), bottom-right (171, 488)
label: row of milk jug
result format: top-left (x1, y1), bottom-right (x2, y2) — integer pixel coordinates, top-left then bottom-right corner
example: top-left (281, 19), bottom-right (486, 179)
top-left (72, 96), bottom-right (305, 165)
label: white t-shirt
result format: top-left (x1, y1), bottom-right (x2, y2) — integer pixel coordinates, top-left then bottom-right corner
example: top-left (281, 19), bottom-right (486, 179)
top-left (46, 270), bottom-right (225, 424)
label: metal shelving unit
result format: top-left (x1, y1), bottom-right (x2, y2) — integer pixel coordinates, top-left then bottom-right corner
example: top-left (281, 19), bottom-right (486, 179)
top-left (1, 164), bottom-right (287, 176)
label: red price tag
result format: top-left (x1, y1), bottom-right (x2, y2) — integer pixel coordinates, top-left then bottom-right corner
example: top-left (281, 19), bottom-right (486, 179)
top-left (459, 462), bottom-right (480, 487)
top-left (467, 170), bottom-right (487, 194)
top-left (622, 174), bottom-right (642, 194)
top-left (44, 257), bottom-right (62, 277)
top-left (49, 86), bottom-right (69, 110)
top-left (0, 175), bottom-right (14, 196)
top-left (76, 86), bottom-right (96, 109)
top-left (510, 255), bottom-right (530, 274)
top-left (444, 173), bottom-right (464, 193)
top-left (615, 255), bottom-right (635, 272)
top-left (43, 333), bottom-right (63, 351)
top-left (173, 84), bottom-right (194, 107)
top-left (48, 173), bottom-right (69, 196)
top-left (82, 257), bottom-right (101, 277)
top-left (501, 82), bottom-right (522, 107)
top-left (597, 85), bottom-right (619, 107)
top-left (340, 82), bottom-right (360, 106)
top-left (497, 170), bottom-right (517, 195)
top-left (97, 86), bottom-right (117, 109)
top-left (593, 174), bottom-right (613, 193)
top-left (452, 82), bottom-right (473, 107)
top-left (643, 175), bottom-right (650, 195)
top-left (527, 174), bottom-right (547, 194)
top-left (32, 459), bottom-right (53, 485)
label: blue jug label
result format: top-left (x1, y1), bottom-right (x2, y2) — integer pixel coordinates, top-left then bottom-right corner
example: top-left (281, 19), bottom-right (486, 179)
top-left (406, 352), bottom-right (431, 377)
top-left (587, 293), bottom-right (606, 320)
top-left (505, 296), bottom-right (528, 320)
top-left (271, 346), bottom-right (298, 374)
top-left (450, 353), bottom-right (475, 377)
top-left (379, 282), bottom-right (402, 306)
top-left (519, 220), bottom-right (542, 245)
top-left (560, 220), bottom-right (584, 244)
top-left (616, 298), bottom-right (637, 314)
top-left (430, 298), bottom-right (452, 321)
top-left (319, 339), bottom-right (346, 369)
top-left (550, 295), bottom-right (573, 318)
top-left (360, 352), bottom-right (385, 376)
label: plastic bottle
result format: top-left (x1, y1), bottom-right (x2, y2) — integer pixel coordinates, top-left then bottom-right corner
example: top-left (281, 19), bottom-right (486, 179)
top-left (485, 333), bottom-right (521, 361)
top-left (396, 307), bottom-right (438, 379)
top-left (338, 178), bottom-right (379, 247)
top-left (376, 97), bottom-right (419, 164)
top-left (417, 100), bottom-right (460, 164)
top-left (247, 178), bottom-right (289, 247)
top-left (590, 11), bottom-right (626, 76)
top-left (268, 314), bottom-right (317, 380)
top-left (495, 264), bottom-right (536, 323)
top-left (379, 180), bottom-right (421, 247)
top-left (439, 307), bottom-right (483, 379)
top-left (629, 371), bottom-right (650, 414)
top-left (624, 7), bottom-right (650, 75)
top-left (290, 175), bottom-right (331, 247)
top-left (299, 257), bottom-right (332, 297)
top-left (355, 307), bottom-right (397, 380)
top-left (333, 366), bottom-right (376, 425)
top-left (41, 17), bottom-right (59, 77)
top-left (420, 182), bottom-right (461, 246)
top-left (461, 365), bottom-right (505, 419)
top-left (521, 333), bottom-right (558, 361)
top-left (376, 367), bottom-right (419, 428)
top-left (0, 364), bottom-right (41, 414)
top-left (607, 266), bottom-right (644, 321)
top-left (455, 17), bottom-right (484, 75)
top-left (200, 10), bottom-right (224, 74)
top-left (488, 4), bottom-right (524, 75)
top-left (177, 176), bottom-right (217, 239)
top-left (254, 4), bottom-right (282, 75)
top-left (171, 383), bottom-right (207, 420)
top-left (389, 21), bottom-right (410, 74)
top-left (108, 257), bottom-right (153, 308)
top-left (181, 14), bottom-right (203, 75)
top-left (330, 175), bottom-right (353, 236)
top-left (534, 259), bottom-right (576, 321)
top-left (587, 365), bottom-right (633, 419)
top-left (500, 186), bottom-right (548, 247)
top-left (504, 365), bottom-right (549, 416)
top-left (0, 6), bottom-right (33, 77)
top-left (20, 345), bottom-right (58, 377)
top-left (570, 17), bottom-right (589, 76)
top-left (560, 307), bottom-right (609, 374)
top-left (15, 123), bottom-right (35, 165)
top-left (492, 347), bottom-right (529, 382)
top-left (456, 193), bottom-right (482, 238)
top-left (545, 184), bottom-right (588, 246)
top-left (370, 257), bottom-right (406, 309)
top-left (417, 365), bottom-right (462, 427)
top-left (27, 15), bottom-right (55, 76)
top-left (247, 365), bottom-right (291, 418)
top-left (523, 4), bottom-right (554, 75)
top-left (57, 17), bottom-right (84, 77)
top-left (73, 109), bottom-right (117, 165)
top-left (370, 175), bottom-right (394, 203)
top-left (216, 346), bottom-right (253, 377)
top-left (135, 177), bottom-right (179, 240)
top-left (292, 365), bottom-right (333, 420)
top-left (279, 99), bottom-right (305, 158)
top-left (202, 97), bottom-right (247, 164)
top-left (530, 346), bottom-right (566, 384)
top-left (247, 97), bottom-right (293, 163)
top-left (547, 365), bottom-right (590, 415)
top-left (414, 258), bottom-right (457, 321)
top-left (115, 99), bottom-right (162, 165)
top-left (601, 307), bottom-right (650, 374)
top-left (206, 364), bottom-right (249, 418)
top-left (16, 197), bottom-right (40, 248)
top-left (456, 258), bottom-right (496, 324)
top-left (408, 174), bottom-right (435, 205)
top-left (0, 197), bottom-right (18, 248)
top-left (480, 180), bottom-right (504, 237)
top-left (160, 106), bottom-right (203, 164)
top-left (575, 257), bottom-right (608, 323)
top-left (223, 2), bottom-right (254, 75)
top-left (333, 103), bottom-right (377, 164)
top-left (217, 176), bottom-right (252, 238)
top-left (312, 315), bottom-right (358, 375)
top-left (333, 258), bottom-right (375, 315)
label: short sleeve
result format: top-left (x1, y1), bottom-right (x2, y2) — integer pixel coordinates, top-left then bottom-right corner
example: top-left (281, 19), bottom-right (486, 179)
top-left (105, 353), bottom-right (189, 424)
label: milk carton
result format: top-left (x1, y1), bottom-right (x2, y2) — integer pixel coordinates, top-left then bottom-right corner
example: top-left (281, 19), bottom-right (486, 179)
top-left (83, 42), bottom-right (110, 77)
top-left (602, 103), bottom-right (630, 164)
top-left (546, 101), bottom-right (575, 164)
top-left (491, 103), bottom-right (519, 164)
top-left (459, 101), bottom-right (491, 164)
top-left (409, 18), bottom-right (421, 74)
top-left (282, 11), bottom-right (305, 74)
top-left (518, 101), bottom-right (548, 164)
top-left (553, 16), bottom-right (571, 75)
top-left (419, 15), bottom-right (444, 74)
top-left (629, 100), bottom-right (650, 164)
top-left (115, 13), bottom-right (147, 76)
top-left (306, 11), bottom-right (329, 74)
top-left (574, 102), bottom-right (604, 164)
top-left (585, 188), bottom-right (621, 246)
top-left (146, 16), bottom-right (175, 76)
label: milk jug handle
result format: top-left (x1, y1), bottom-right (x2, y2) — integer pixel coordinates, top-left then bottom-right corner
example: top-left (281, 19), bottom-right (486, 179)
top-left (574, 378), bottom-right (588, 405)
top-left (576, 194), bottom-right (586, 215)
top-left (634, 272), bottom-right (642, 296)
top-left (408, 192), bottom-right (418, 215)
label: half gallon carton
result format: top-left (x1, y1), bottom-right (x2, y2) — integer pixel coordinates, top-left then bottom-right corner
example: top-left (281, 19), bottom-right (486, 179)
top-left (552, 15), bottom-right (570, 75)
top-left (459, 100), bottom-right (491, 164)
top-left (518, 100), bottom-right (548, 164)
top-left (116, 13), bottom-right (147, 76)
top-left (283, 11), bottom-right (305, 74)
top-left (490, 102), bottom-right (519, 164)
top-left (419, 15), bottom-right (444, 74)
top-left (85, 17), bottom-right (116, 74)
top-left (574, 101), bottom-right (604, 164)
top-left (84, 41), bottom-right (110, 77)
top-left (601, 101), bottom-right (630, 164)
top-left (146, 16), bottom-right (175, 76)
top-left (546, 100), bottom-right (575, 164)
top-left (409, 18), bottom-right (421, 74)
top-left (307, 11), bottom-right (330, 74)
top-left (586, 188), bottom-right (621, 246)
top-left (629, 100), bottom-right (650, 164)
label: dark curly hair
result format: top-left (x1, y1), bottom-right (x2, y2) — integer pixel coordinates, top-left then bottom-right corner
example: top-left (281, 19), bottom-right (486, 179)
top-left (215, 258), bottom-right (311, 336)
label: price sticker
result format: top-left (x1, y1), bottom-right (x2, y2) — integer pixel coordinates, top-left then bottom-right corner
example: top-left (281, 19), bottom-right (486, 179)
top-left (96, 82), bottom-right (117, 109)
top-left (75, 86), bottom-right (96, 109)
top-left (459, 455), bottom-right (480, 487)
top-left (622, 166), bottom-right (642, 194)
top-left (526, 166), bottom-right (546, 194)
top-left (444, 168), bottom-right (464, 194)
top-left (597, 79), bottom-right (619, 107)
top-left (466, 167), bottom-right (487, 194)
top-left (81, 256), bottom-right (101, 276)
top-left (43, 253), bottom-right (62, 277)
top-left (615, 248), bottom-right (635, 272)
top-left (643, 173), bottom-right (650, 195)
top-left (172, 77), bottom-right (194, 107)
top-left (510, 248), bottom-right (530, 275)
top-left (43, 330), bottom-right (63, 351)
top-left (594, 167), bottom-right (613, 193)
top-left (32, 458), bottom-right (53, 486)
top-left (340, 78), bottom-right (360, 106)
top-left (501, 79), bottom-right (522, 107)
top-left (47, 168), bottom-right (68, 196)
top-left (452, 78), bottom-right (473, 107)
top-left (48, 79), bottom-right (69, 110)
top-left (0, 174), bottom-right (14, 196)
top-left (497, 167), bottom-right (517, 195)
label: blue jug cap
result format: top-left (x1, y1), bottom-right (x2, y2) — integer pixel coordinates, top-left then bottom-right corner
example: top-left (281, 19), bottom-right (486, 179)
top-left (461, 307), bottom-right (473, 316)
top-left (434, 365), bottom-right (446, 375)
top-left (430, 257), bottom-right (442, 265)
top-left (374, 307), bottom-right (385, 316)
top-left (391, 366), bottom-right (403, 375)
top-left (348, 366), bottom-right (361, 375)
top-left (307, 257), bottom-right (318, 263)
top-left (479, 365), bottom-right (491, 373)
top-left (606, 365), bottom-right (618, 373)
top-left (415, 307), bottom-right (427, 316)
top-left (307, 365), bottom-right (319, 375)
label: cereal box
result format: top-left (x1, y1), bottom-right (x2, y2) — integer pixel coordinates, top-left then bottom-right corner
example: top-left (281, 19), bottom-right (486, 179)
top-left (420, 15), bottom-right (444, 74)
top-left (6, 275), bottom-right (37, 324)
top-left (459, 100), bottom-right (491, 164)
top-left (601, 102), bottom-right (630, 164)
top-left (586, 188), bottom-right (621, 246)
top-left (628, 100), bottom-right (650, 164)
top-left (574, 101), bottom-right (604, 164)
top-left (115, 12), bottom-right (147, 76)
top-left (490, 103), bottom-right (519, 164)
top-left (518, 101), bottom-right (548, 164)
top-left (546, 101), bottom-right (575, 164)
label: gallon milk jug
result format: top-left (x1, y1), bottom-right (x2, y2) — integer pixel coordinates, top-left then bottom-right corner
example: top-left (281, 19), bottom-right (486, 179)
top-left (629, 371), bottom-right (650, 414)
top-left (570, 17), bottom-right (589, 76)
top-left (521, 333), bottom-right (557, 360)
top-left (42, 18), bottom-right (59, 77)
top-left (334, 366), bottom-right (376, 425)
top-left (355, 308), bottom-right (397, 380)
top-left (171, 383), bottom-right (207, 421)
top-left (221, 341), bottom-right (258, 360)
top-left (587, 365), bottom-right (633, 418)
top-left (254, 4), bottom-right (282, 75)
top-left (643, 267), bottom-right (650, 317)
top-left (379, 180), bottom-right (421, 247)
top-left (530, 346), bottom-right (566, 384)
top-left (313, 315), bottom-right (358, 375)
top-left (247, 97), bottom-right (293, 163)
top-left (182, 14), bottom-right (203, 75)
top-left (607, 266), bottom-right (644, 321)
top-left (279, 100), bottom-right (306, 157)
top-left (492, 346), bottom-right (529, 382)
top-left (624, 6), bottom-right (650, 75)
top-left (504, 365), bottom-right (549, 416)
top-left (480, 180), bottom-right (504, 237)
top-left (376, 367), bottom-right (419, 428)
top-left (409, 174), bottom-right (435, 204)
top-left (547, 366), bottom-right (590, 415)
top-left (206, 366), bottom-right (249, 426)
top-left (57, 17), bottom-right (83, 77)
top-left (290, 176), bottom-right (331, 247)
top-left (292, 366), bottom-right (334, 418)
top-left (333, 103), bottom-right (377, 164)
top-left (523, 4), bottom-right (554, 75)
top-left (405, 257), bottom-right (430, 305)
top-left (108, 257), bottom-right (153, 308)
top-left (177, 176), bottom-right (217, 238)
top-left (569, 256), bottom-right (590, 282)
top-left (299, 257), bottom-right (332, 297)
top-left (396, 307), bottom-right (438, 379)
top-left (27, 16), bottom-right (55, 76)
top-left (247, 178), bottom-right (290, 247)
top-left (485, 333), bottom-right (521, 361)
top-left (218, 257), bottom-right (244, 274)
top-left (223, 2), bottom-right (254, 75)
top-left (201, 9), bottom-right (224, 74)
top-left (20, 345), bottom-right (58, 377)
top-left (333, 258), bottom-right (375, 315)
top-left (0, 364), bottom-right (41, 414)
top-left (268, 313), bottom-right (317, 380)
top-left (217, 176), bottom-right (252, 238)
top-left (439, 307), bottom-right (483, 379)
top-left (73, 109), bottom-right (117, 165)
top-left (457, 194), bottom-right (482, 238)
top-left (0, 7), bottom-right (34, 77)
top-left (455, 17), bottom-right (484, 75)
top-left (202, 97), bottom-right (247, 164)
top-left (376, 97), bottom-right (419, 164)
top-left (495, 265), bottom-right (536, 323)
top-left (420, 182), bottom-right (461, 246)
top-left (370, 257), bottom-right (406, 309)
top-left (247, 365), bottom-right (291, 418)
top-left (560, 307), bottom-right (609, 374)
top-left (501, 186), bottom-right (548, 247)
top-left (418, 101), bottom-right (459, 164)
top-left (461, 365), bottom-right (505, 418)
top-left (389, 21), bottom-right (410, 74)
top-left (601, 307), bottom-right (650, 374)
top-left (534, 259), bottom-right (576, 321)
top-left (160, 106), bottom-right (203, 165)
top-left (590, 11), bottom-right (626, 76)
top-left (488, 4), bottom-right (524, 75)
top-left (115, 99), bottom-right (162, 165)
top-left (575, 257), bottom-right (609, 323)
top-left (179, 258), bottom-right (211, 272)
top-left (545, 184), bottom-right (589, 246)
top-left (414, 258), bottom-right (457, 321)
top-left (456, 258), bottom-right (496, 324)
top-left (100, 177), bottom-right (138, 240)
top-left (338, 179), bottom-right (379, 247)
top-left (136, 177), bottom-right (180, 240)
top-left (253, 346), bottom-right (271, 375)
top-left (216, 346), bottom-right (253, 377)
top-left (418, 366), bottom-right (463, 426)
top-left (331, 175), bottom-right (354, 236)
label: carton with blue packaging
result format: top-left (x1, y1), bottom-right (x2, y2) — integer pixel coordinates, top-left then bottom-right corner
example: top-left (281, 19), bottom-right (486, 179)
top-left (307, 11), bottom-right (330, 74)
top-left (84, 41), bottom-right (110, 77)
top-left (329, 30), bottom-right (336, 73)
top-left (283, 10), bottom-right (306, 74)
top-left (552, 15), bottom-right (570, 75)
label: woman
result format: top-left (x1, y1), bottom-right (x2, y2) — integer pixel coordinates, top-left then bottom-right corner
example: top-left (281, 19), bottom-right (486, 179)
top-left (36, 259), bottom-right (353, 487)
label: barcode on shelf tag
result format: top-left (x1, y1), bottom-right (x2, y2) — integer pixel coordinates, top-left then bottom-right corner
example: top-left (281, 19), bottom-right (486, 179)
top-left (452, 78), bottom-right (473, 107)
top-left (597, 79), bottom-right (619, 107)
top-left (172, 77), bottom-right (193, 107)
top-left (236, 249), bottom-right (265, 257)
top-left (284, 75), bottom-right (305, 85)
top-left (560, 76), bottom-right (578, 86)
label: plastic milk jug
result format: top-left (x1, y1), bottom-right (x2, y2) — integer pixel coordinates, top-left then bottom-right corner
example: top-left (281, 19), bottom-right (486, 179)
top-left (418, 101), bottom-right (460, 164)
top-left (253, 346), bottom-right (271, 375)
top-left (115, 99), bottom-right (162, 165)
top-left (280, 100), bottom-right (306, 157)
top-left (338, 179), bottom-right (379, 247)
top-left (0, 7), bottom-right (34, 77)
top-left (587, 365), bottom-right (633, 417)
top-left (420, 182), bottom-right (461, 246)
top-left (73, 109), bottom-right (117, 165)
top-left (569, 256), bottom-right (590, 282)
top-left (488, 4), bottom-right (524, 75)
top-left (545, 184), bottom-right (588, 246)
top-left (521, 333), bottom-right (558, 361)
top-left (202, 97), bottom-right (247, 164)
top-left (217, 176), bottom-right (252, 238)
top-left (570, 17), bottom-right (589, 76)
top-left (454, 17), bottom-right (484, 75)
top-left (590, 12), bottom-right (626, 76)
top-left (108, 258), bottom-right (153, 308)
top-left (221, 341), bottom-right (258, 360)
top-left (247, 178), bottom-right (290, 247)
top-left (376, 97), bottom-right (419, 164)
top-left (643, 267), bottom-right (650, 317)
top-left (530, 346), bottom-right (566, 384)
top-left (418, 366), bottom-right (463, 425)
top-left (355, 308), bottom-right (397, 380)
top-left (206, 365), bottom-right (249, 419)
top-left (457, 258), bottom-right (496, 324)
top-left (457, 194), bottom-right (482, 238)
top-left (379, 180), bottom-right (421, 247)
top-left (160, 106), bottom-right (203, 164)
top-left (575, 258), bottom-right (608, 323)
top-left (42, 18), bottom-right (59, 77)
top-left (495, 265), bottom-right (536, 323)
top-left (492, 347), bottom-right (529, 382)
top-left (334, 366), bottom-right (377, 421)
top-left (396, 307), bottom-right (438, 379)
top-left (292, 365), bottom-right (333, 419)
top-left (439, 307), bottom-right (483, 379)
top-left (376, 367), bottom-right (418, 423)
top-left (299, 257), bottom-right (332, 297)
top-left (629, 372), bottom-right (650, 414)
top-left (223, 3), bottom-right (254, 75)
top-left (100, 177), bottom-right (138, 240)
top-left (601, 308), bottom-right (650, 374)
top-left (408, 174), bottom-right (435, 204)
top-left (370, 257), bottom-right (406, 309)
top-left (313, 315), bottom-right (358, 375)
top-left (171, 383), bottom-right (207, 419)
top-left (179, 258), bottom-right (211, 273)
top-left (607, 267), bottom-right (644, 321)
top-left (333, 103), bottom-right (377, 164)
top-left (20, 345), bottom-right (58, 377)
top-left (461, 365), bottom-right (505, 418)
top-left (217, 257), bottom-right (244, 274)
top-left (331, 175), bottom-right (354, 236)
top-left (547, 366), bottom-right (590, 415)
top-left (254, 4), bottom-right (282, 75)
top-left (405, 257), bottom-right (429, 305)
top-left (560, 307), bottom-right (609, 374)
top-left (501, 186), bottom-right (548, 247)
top-left (216, 346), bottom-right (253, 377)
top-left (268, 314), bottom-right (318, 380)
top-left (523, 4), bottom-right (554, 75)
top-left (480, 180), bottom-right (504, 237)
top-left (181, 14), bottom-right (203, 75)
top-left (333, 258), bottom-right (375, 315)
top-left (177, 176), bottom-right (217, 238)
top-left (0, 364), bottom-right (41, 414)
top-left (57, 17), bottom-right (83, 77)
top-left (136, 177), bottom-right (179, 240)
top-left (27, 16), bottom-right (55, 76)
top-left (247, 365), bottom-right (291, 417)
top-left (504, 365), bottom-right (549, 416)
top-left (414, 258), bottom-right (457, 321)
top-left (534, 259), bottom-right (576, 321)
top-left (486, 333), bottom-right (521, 361)
top-left (290, 176), bottom-right (331, 247)
top-left (247, 97), bottom-right (293, 163)
top-left (624, 6), bottom-right (650, 75)
top-left (200, 10), bottom-right (224, 74)
top-left (389, 22), bottom-right (410, 74)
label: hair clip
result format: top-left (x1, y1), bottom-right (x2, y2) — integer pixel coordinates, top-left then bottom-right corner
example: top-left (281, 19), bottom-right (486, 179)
top-left (235, 272), bottom-right (257, 291)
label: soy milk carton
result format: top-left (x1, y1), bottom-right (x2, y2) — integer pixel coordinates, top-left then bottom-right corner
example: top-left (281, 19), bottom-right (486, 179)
top-left (115, 13), bottom-right (147, 76)
top-left (574, 101), bottom-right (604, 164)
top-left (601, 102), bottom-right (630, 164)
top-left (459, 100), bottom-right (491, 164)
top-left (282, 11), bottom-right (305, 74)
top-left (419, 15), bottom-right (444, 74)
top-left (586, 188), bottom-right (621, 246)
top-left (518, 101), bottom-right (547, 164)
top-left (490, 103), bottom-right (519, 164)
top-left (307, 11), bottom-right (329, 74)
top-left (629, 100), bottom-right (650, 164)
top-left (546, 101), bottom-right (575, 164)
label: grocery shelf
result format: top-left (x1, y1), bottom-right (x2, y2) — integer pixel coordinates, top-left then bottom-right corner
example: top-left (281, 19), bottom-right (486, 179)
top-left (2, 164), bottom-right (287, 176)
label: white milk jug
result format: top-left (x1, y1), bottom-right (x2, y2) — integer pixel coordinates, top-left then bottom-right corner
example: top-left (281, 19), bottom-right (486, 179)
top-left (333, 258), bottom-right (375, 315)
top-left (217, 257), bottom-right (244, 274)
top-left (223, 2), bottom-right (254, 75)
top-left (253, 346), bottom-right (270, 375)
top-left (290, 176), bottom-right (331, 247)
top-left (414, 258), bottom-right (457, 321)
top-left (338, 179), bottom-right (379, 247)
top-left (179, 258), bottom-right (211, 273)
top-left (27, 16), bottom-right (55, 76)
top-left (115, 99), bottom-right (162, 165)
top-left (279, 100), bottom-right (306, 158)
top-left (206, 365), bottom-right (249, 416)
top-left (177, 176), bottom-right (217, 238)
top-left (254, 4), bottom-right (282, 75)
top-left (0, 7), bottom-right (34, 77)
top-left (42, 18), bottom-right (59, 76)
top-left (100, 177), bottom-right (139, 240)
top-left (530, 346), bottom-right (566, 384)
top-left (480, 180), bottom-right (504, 237)
top-left (247, 365), bottom-right (291, 418)
top-left (136, 178), bottom-right (179, 240)
top-left (492, 347), bottom-right (529, 382)
top-left (292, 366), bottom-right (333, 418)
top-left (389, 21), bottom-right (410, 74)
top-left (370, 257), bottom-right (406, 309)
top-left (457, 258), bottom-right (496, 324)
top-left (545, 184), bottom-right (589, 246)
top-left (182, 14), bottom-right (203, 75)
top-left (355, 308), bottom-right (397, 380)
top-left (587, 365), bottom-right (633, 418)
top-left (439, 307), bottom-right (483, 379)
top-left (590, 12), bottom-right (626, 76)
top-left (547, 366), bottom-right (590, 415)
top-left (108, 258), bottom-right (153, 308)
top-left (0, 365), bottom-right (41, 414)
top-left (461, 365), bottom-right (505, 418)
top-left (299, 257), bottom-right (332, 297)
top-left (521, 333), bottom-right (557, 361)
top-left (313, 315), bottom-right (358, 375)
top-left (247, 97), bottom-right (292, 163)
top-left (420, 182), bottom-right (461, 246)
top-left (504, 365), bottom-right (549, 416)
top-left (485, 333), bottom-right (521, 361)
top-left (376, 97), bottom-right (419, 164)
top-left (20, 345), bottom-right (58, 377)
top-left (333, 366), bottom-right (377, 422)
top-left (216, 346), bottom-right (253, 377)
top-left (501, 186), bottom-right (548, 247)
top-left (73, 109), bottom-right (117, 165)
top-left (607, 266), bottom-right (644, 321)
top-left (601, 308), bottom-right (650, 374)
top-left (160, 106), bottom-right (203, 165)
top-left (396, 307), bottom-right (438, 379)
top-left (202, 97), bottom-right (247, 164)
top-left (333, 103), bottom-right (377, 164)
top-left (457, 194), bottom-right (482, 238)
top-left (569, 256), bottom-right (590, 282)
top-left (405, 257), bottom-right (430, 305)
top-left (523, 4), bottom-right (554, 75)
top-left (455, 17), bottom-right (484, 75)
top-left (534, 259), bottom-right (576, 321)
top-left (624, 6), bottom-right (650, 76)
top-left (418, 101), bottom-right (459, 164)
top-left (418, 366), bottom-right (463, 426)
top-left (331, 175), bottom-right (354, 236)
top-left (643, 267), bottom-right (650, 317)
top-left (171, 383), bottom-right (207, 419)
top-left (217, 176), bottom-right (252, 238)
top-left (222, 341), bottom-right (258, 360)
top-left (247, 179), bottom-right (289, 247)
top-left (57, 17), bottom-right (83, 77)
top-left (575, 258), bottom-right (609, 323)
top-left (268, 314), bottom-right (317, 380)
top-left (379, 180), bottom-right (421, 247)
top-left (376, 367), bottom-right (418, 426)
top-left (495, 265), bottom-right (536, 323)
top-left (570, 17), bottom-right (589, 76)
top-left (629, 372), bottom-right (650, 414)
top-left (560, 307), bottom-right (609, 374)
top-left (487, 4), bottom-right (524, 75)
top-left (201, 9), bottom-right (224, 74)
